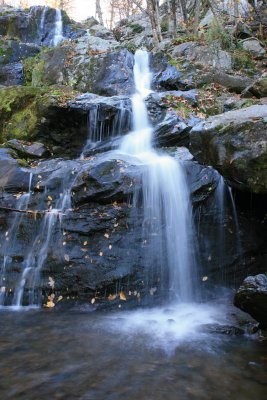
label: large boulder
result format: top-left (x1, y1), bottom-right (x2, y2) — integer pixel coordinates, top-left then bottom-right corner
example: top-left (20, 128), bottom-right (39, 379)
top-left (242, 77), bottom-right (267, 99)
top-left (25, 36), bottom-right (135, 95)
top-left (190, 105), bottom-right (267, 193)
top-left (234, 274), bottom-right (267, 329)
top-left (241, 38), bottom-right (266, 59)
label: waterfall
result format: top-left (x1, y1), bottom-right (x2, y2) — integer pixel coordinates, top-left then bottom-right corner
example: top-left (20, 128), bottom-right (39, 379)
top-left (119, 50), bottom-right (195, 302)
top-left (53, 9), bottom-right (64, 47)
top-left (39, 6), bottom-right (47, 39)
top-left (12, 176), bottom-right (74, 308)
top-left (0, 173), bottom-right (33, 307)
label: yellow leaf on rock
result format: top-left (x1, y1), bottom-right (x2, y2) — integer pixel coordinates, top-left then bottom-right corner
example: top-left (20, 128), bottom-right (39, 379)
top-left (47, 195), bottom-right (53, 201)
top-left (64, 254), bottom-right (70, 262)
top-left (83, 241), bottom-right (88, 246)
top-left (46, 300), bottom-right (55, 308)
top-left (91, 298), bottom-right (96, 304)
top-left (108, 294), bottom-right (117, 301)
top-left (104, 233), bottom-right (109, 239)
top-left (57, 296), bottom-right (63, 302)
top-left (119, 291), bottom-right (126, 301)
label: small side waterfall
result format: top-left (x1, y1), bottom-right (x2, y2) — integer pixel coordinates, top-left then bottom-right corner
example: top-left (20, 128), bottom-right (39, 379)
top-left (53, 9), bottom-right (64, 47)
top-left (39, 6), bottom-right (47, 38)
top-left (119, 50), bottom-right (195, 301)
top-left (0, 173), bottom-right (33, 307)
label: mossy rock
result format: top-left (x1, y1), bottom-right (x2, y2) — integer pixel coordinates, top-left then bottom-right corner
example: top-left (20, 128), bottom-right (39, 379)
top-left (0, 85), bottom-right (78, 144)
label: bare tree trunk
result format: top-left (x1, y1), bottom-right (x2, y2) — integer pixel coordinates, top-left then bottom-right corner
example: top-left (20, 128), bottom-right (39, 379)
top-left (95, 0), bottom-right (104, 25)
top-left (179, 0), bottom-right (188, 23)
top-left (147, 0), bottom-right (162, 43)
top-left (109, 0), bottom-right (115, 29)
top-left (233, 0), bottom-right (239, 26)
top-left (170, 0), bottom-right (177, 38)
top-left (194, 0), bottom-right (202, 35)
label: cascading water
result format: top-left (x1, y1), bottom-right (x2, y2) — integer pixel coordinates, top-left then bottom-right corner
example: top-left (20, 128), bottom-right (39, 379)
top-left (53, 9), bottom-right (64, 47)
top-left (0, 173), bottom-right (33, 307)
top-left (12, 166), bottom-right (76, 308)
top-left (119, 50), bottom-right (195, 301)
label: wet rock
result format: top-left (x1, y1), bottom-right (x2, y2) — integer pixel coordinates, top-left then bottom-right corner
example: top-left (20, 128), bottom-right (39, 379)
top-left (71, 158), bottom-right (139, 205)
top-left (202, 323), bottom-right (245, 335)
top-left (234, 274), bottom-right (267, 329)
top-left (190, 105), bottom-right (267, 193)
top-left (7, 139), bottom-right (50, 159)
top-left (154, 111), bottom-right (189, 147)
top-left (0, 62), bottom-right (24, 86)
top-left (0, 148), bottom-right (30, 192)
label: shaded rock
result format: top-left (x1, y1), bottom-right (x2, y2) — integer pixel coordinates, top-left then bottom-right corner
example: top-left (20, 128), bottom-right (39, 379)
top-left (154, 111), bottom-right (189, 147)
top-left (0, 148), bottom-right (30, 192)
top-left (0, 62), bottom-right (24, 86)
top-left (0, 38), bottom-right (40, 65)
top-left (199, 71), bottom-right (253, 94)
top-left (241, 38), bottom-right (266, 59)
top-left (234, 274), bottom-right (267, 329)
top-left (202, 323), bottom-right (245, 335)
top-left (151, 53), bottom-right (192, 91)
top-left (242, 77), bottom-right (267, 99)
top-left (190, 105), bottom-right (267, 193)
top-left (90, 49), bottom-right (134, 96)
top-left (7, 139), bottom-right (50, 158)
top-left (71, 158), bottom-right (139, 205)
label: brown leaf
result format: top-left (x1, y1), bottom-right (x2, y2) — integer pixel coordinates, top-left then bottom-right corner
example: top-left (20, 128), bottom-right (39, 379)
top-left (119, 291), bottom-right (126, 301)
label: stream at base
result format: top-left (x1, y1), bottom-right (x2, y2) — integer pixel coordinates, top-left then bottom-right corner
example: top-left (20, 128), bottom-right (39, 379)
top-left (0, 302), bottom-right (267, 400)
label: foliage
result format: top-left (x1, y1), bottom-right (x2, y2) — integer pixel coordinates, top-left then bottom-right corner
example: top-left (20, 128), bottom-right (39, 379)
top-left (231, 47), bottom-right (256, 74)
top-left (128, 23), bottom-right (144, 34)
top-left (203, 19), bottom-right (233, 50)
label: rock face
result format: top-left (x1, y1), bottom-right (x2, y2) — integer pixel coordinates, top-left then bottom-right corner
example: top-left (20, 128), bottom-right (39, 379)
top-left (234, 274), bottom-right (267, 329)
top-left (0, 6), bottom-right (71, 46)
top-left (190, 105), bottom-right (267, 193)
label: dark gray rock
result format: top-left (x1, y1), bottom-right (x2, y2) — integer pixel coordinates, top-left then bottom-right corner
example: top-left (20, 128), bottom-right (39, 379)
top-left (242, 77), bottom-right (267, 99)
top-left (0, 62), bottom-right (24, 86)
top-left (7, 139), bottom-right (50, 158)
top-left (234, 274), bottom-right (267, 329)
top-left (90, 49), bottom-right (135, 96)
top-left (154, 111), bottom-right (189, 147)
top-left (190, 105), bottom-right (267, 193)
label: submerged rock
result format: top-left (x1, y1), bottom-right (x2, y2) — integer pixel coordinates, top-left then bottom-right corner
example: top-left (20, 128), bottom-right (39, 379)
top-left (234, 274), bottom-right (267, 329)
top-left (190, 105), bottom-right (267, 193)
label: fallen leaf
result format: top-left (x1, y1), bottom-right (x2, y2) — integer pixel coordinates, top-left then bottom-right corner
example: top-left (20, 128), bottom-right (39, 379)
top-left (91, 298), bottom-right (96, 304)
top-left (57, 295), bottom-right (63, 302)
top-left (119, 291), bottom-right (126, 301)
top-left (64, 254), bottom-right (70, 262)
top-left (108, 294), bottom-right (117, 301)
top-left (202, 276), bottom-right (208, 281)
top-left (104, 233), bottom-right (109, 239)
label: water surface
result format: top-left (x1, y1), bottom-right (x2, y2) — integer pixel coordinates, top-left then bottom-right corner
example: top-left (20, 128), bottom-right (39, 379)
top-left (0, 304), bottom-right (267, 400)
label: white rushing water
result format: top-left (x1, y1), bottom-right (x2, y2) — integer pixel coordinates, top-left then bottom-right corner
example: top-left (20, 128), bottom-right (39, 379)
top-left (0, 173), bottom-right (33, 307)
top-left (119, 50), bottom-right (194, 301)
top-left (53, 9), bottom-right (64, 46)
